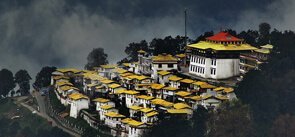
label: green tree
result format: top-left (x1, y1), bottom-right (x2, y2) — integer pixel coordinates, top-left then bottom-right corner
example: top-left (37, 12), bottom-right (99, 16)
top-left (15, 69), bottom-right (32, 95)
top-left (206, 100), bottom-right (254, 137)
top-left (0, 69), bottom-right (16, 97)
top-left (125, 40), bottom-right (149, 62)
top-left (34, 66), bottom-right (56, 90)
top-left (271, 114), bottom-right (295, 137)
top-left (145, 116), bottom-right (192, 137)
top-left (258, 22), bottom-right (271, 45)
top-left (191, 106), bottom-right (209, 137)
top-left (85, 48), bottom-right (108, 70)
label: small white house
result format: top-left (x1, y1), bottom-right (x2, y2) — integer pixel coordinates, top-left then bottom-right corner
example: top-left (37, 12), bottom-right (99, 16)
top-left (168, 75), bottom-right (183, 89)
top-left (68, 93), bottom-right (89, 118)
top-left (151, 54), bottom-right (178, 81)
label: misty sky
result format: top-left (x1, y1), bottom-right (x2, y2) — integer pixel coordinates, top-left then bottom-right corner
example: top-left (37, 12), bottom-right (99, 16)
top-left (0, 0), bottom-right (294, 77)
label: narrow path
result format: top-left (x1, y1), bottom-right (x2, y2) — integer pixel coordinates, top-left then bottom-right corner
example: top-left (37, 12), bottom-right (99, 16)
top-left (19, 93), bottom-right (81, 137)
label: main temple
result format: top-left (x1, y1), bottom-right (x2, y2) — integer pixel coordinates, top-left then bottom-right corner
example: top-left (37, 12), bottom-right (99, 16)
top-left (187, 31), bottom-right (257, 79)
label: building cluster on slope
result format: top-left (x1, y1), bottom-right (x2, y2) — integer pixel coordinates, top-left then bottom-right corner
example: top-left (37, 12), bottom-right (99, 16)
top-left (50, 31), bottom-right (272, 137)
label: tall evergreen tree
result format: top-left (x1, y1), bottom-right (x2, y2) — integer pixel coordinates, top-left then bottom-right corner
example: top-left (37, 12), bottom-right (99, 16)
top-left (15, 70), bottom-right (31, 95)
top-left (85, 48), bottom-right (108, 70)
top-left (0, 69), bottom-right (15, 97)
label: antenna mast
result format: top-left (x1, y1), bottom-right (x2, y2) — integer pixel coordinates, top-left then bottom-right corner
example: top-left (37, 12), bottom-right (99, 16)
top-left (184, 9), bottom-right (187, 47)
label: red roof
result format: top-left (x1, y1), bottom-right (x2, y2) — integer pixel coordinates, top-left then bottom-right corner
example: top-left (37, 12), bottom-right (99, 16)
top-left (206, 32), bottom-right (242, 42)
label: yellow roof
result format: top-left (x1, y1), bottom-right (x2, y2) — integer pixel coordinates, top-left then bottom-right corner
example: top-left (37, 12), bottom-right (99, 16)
top-left (68, 93), bottom-right (88, 100)
top-left (151, 98), bottom-right (174, 108)
top-left (86, 83), bottom-right (99, 87)
top-left (173, 103), bottom-right (191, 109)
top-left (193, 81), bottom-right (207, 86)
top-left (167, 109), bottom-right (192, 114)
top-left (114, 68), bottom-right (128, 74)
top-left (150, 83), bottom-right (165, 90)
top-left (136, 95), bottom-right (154, 100)
top-left (108, 83), bottom-right (121, 89)
top-left (158, 70), bottom-right (171, 76)
top-left (100, 64), bottom-right (117, 69)
top-left (100, 105), bottom-right (114, 110)
top-left (189, 96), bottom-right (202, 101)
top-left (121, 118), bottom-right (133, 124)
top-left (168, 75), bottom-right (183, 81)
top-left (125, 90), bottom-right (139, 95)
top-left (146, 111), bottom-right (158, 117)
top-left (202, 95), bottom-right (213, 100)
top-left (83, 73), bottom-right (106, 81)
top-left (121, 118), bottom-right (144, 127)
top-left (255, 48), bottom-right (270, 54)
top-left (180, 79), bottom-right (195, 84)
top-left (188, 41), bottom-right (257, 51)
top-left (215, 95), bottom-right (229, 100)
top-left (120, 72), bottom-right (133, 77)
top-left (122, 63), bottom-right (131, 67)
top-left (56, 68), bottom-right (81, 74)
top-left (100, 79), bottom-right (114, 84)
top-left (60, 86), bottom-right (79, 91)
top-left (152, 54), bottom-right (177, 62)
top-left (104, 112), bottom-right (125, 118)
top-left (140, 108), bottom-right (154, 113)
top-left (56, 81), bottom-right (73, 86)
top-left (224, 88), bottom-right (234, 93)
top-left (95, 85), bottom-right (105, 89)
top-left (125, 75), bottom-right (138, 80)
top-left (115, 89), bottom-right (139, 95)
top-left (92, 98), bottom-right (110, 103)
top-left (136, 75), bottom-right (150, 81)
top-left (260, 44), bottom-right (273, 49)
top-left (176, 53), bottom-right (186, 58)
top-left (200, 83), bottom-right (216, 89)
top-left (53, 75), bottom-right (70, 80)
top-left (163, 86), bottom-right (178, 91)
top-left (129, 105), bottom-right (143, 111)
top-left (137, 50), bottom-right (146, 53)
top-left (175, 91), bottom-right (191, 97)
top-left (214, 87), bottom-right (234, 93)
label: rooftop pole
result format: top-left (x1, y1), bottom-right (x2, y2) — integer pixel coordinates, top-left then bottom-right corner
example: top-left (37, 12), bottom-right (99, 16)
top-left (184, 9), bottom-right (187, 47)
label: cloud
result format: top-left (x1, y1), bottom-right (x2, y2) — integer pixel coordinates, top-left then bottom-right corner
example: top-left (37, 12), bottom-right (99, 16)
top-left (0, 0), bottom-right (294, 79)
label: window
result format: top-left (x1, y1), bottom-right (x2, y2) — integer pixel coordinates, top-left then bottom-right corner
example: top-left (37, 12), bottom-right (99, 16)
top-left (158, 64), bottom-right (162, 68)
top-left (211, 68), bottom-right (216, 75)
top-left (168, 64), bottom-right (173, 68)
top-left (211, 59), bottom-right (216, 66)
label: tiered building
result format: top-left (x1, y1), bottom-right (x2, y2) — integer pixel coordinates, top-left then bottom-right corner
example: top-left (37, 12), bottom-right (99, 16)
top-left (187, 31), bottom-right (257, 79)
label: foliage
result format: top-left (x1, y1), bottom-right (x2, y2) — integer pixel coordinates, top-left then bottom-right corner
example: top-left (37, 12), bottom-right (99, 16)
top-left (271, 114), bottom-right (295, 137)
top-left (34, 66), bottom-right (56, 90)
top-left (85, 48), bottom-right (108, 70)
top-left (0, 68), bottom-right (16, 96)
top-left (15, 69), bottom-right (32, 95)
top-left (206, 100), bottom-right (254, 137)
top-left (236, 26), bottom-right (295, 137)
top-left (0, 98), bottom-right (71, 137)
top-left (122, 35), bottom-right (187, 62)
top-left (145, 106), bottom-right (209, 137)
top-left (125, 40), bottom-right (149, 62)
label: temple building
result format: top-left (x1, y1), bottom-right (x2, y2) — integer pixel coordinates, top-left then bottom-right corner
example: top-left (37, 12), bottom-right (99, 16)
top-left (187, 31), bottom-right (257, 79)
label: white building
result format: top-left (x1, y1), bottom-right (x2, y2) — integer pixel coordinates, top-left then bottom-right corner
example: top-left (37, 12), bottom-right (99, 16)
top-left (187, 31), bottom-right (257, 79)
top-left (151, 54), bottom-right (178, 81)
top-left (68, 93), bottom-right (89, 118)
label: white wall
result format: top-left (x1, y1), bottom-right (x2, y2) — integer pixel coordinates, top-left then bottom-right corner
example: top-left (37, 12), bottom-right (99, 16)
top-left (189, 55), bottom-right (240, 79)
top-left (70, 99), bottom-right (89, 118)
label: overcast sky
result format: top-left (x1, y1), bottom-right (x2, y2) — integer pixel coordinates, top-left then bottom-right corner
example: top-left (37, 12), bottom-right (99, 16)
top-left (0, 0), bottom-right (294, 77)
